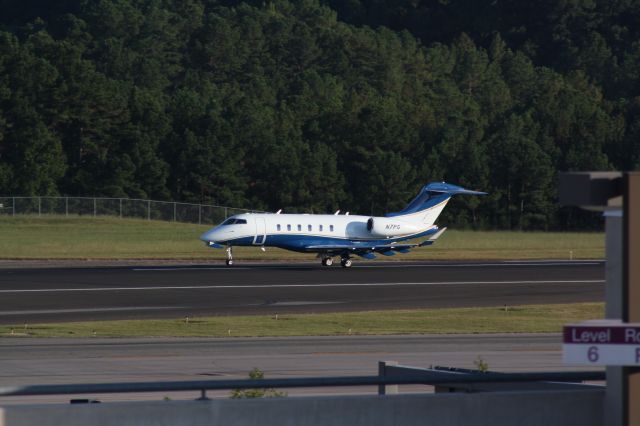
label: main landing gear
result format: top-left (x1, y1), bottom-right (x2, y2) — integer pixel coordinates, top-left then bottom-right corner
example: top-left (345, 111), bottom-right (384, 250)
top-left (321, 257), bottom-right (333, 267)
top-left (320, 256), bottom-right (352, 268)
top-left (225, 245), bottom-right (234, 266)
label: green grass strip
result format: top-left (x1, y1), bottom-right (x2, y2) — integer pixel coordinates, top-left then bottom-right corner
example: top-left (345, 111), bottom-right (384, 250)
top-left (0, 215), bottom-right (603, 260)
top-left (1, 303), bottom-right (603, 338)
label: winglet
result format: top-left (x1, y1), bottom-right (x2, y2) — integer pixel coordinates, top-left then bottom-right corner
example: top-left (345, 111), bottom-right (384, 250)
top-left (429, 227), bottom-right (447, 240)
top-left (419, 227), bottom-right (447, 247)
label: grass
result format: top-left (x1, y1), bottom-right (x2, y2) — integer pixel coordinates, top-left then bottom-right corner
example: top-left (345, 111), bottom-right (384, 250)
top-left (0, 303), bottom-right (604, 338)
top-left (0, 215), bottom-right (603, 260)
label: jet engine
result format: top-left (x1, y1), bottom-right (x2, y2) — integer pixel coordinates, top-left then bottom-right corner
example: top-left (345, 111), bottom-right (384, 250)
top-left (366, 217), bottom-right (420, 238)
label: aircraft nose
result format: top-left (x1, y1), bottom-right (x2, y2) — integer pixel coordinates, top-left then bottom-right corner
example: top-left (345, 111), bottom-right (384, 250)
top-left (199, 229), bottom-right (217, 242)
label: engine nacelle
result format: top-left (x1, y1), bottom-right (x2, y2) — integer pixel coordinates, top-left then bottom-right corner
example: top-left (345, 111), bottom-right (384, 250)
top-left (366, 217), bottom-right (420, 237)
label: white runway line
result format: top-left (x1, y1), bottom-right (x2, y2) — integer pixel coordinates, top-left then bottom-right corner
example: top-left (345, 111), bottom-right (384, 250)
top-left (355, 262), bottom-right (602, 268)
top-left (0, 307), bottom-right (182, 315)
top-left (0, 280), bottom-right (604, 293)
top-left (132, 260), bottom-right (602, 271)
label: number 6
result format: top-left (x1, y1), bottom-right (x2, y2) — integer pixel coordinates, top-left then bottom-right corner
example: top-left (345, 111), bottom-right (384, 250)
top-left (588, 346), bottom-right (599, 362)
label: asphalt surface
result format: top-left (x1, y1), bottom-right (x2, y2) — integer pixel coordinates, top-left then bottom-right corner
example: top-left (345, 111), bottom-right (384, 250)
top-left (0, 260), bottom-right (604, 324)
top-left (0, 334), bottom-right (601, 404)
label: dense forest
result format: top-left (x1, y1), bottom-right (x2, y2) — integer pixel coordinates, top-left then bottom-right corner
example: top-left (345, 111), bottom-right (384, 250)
top-left (0, 0), bottom-right (637, 230)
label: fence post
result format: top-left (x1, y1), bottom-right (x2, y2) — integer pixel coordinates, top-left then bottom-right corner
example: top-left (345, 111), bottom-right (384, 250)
top-left (119, 198), bottom-right (122, 219)
top-left (38, 197), bottom-right (41, 217)
top-left (65, 197), bottom-right (68, 217)
top-left (199, 205), bottom-right (202, 225)
top-left (378, 361), bottom-right (399, 395)
top-left (12, 197), bottom-right (15, 216)
top-left (225, 207), bottom-right (228, 219)
top-left (93, 198), bottom-right (97, 217)
top-left (173, 202), bottom-right (176, 222)
top-left (147, 200), bottom-right (151, 221)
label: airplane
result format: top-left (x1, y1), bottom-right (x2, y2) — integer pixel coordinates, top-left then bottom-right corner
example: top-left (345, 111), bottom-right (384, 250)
top-left (199, 182), bottom-right (486, 267)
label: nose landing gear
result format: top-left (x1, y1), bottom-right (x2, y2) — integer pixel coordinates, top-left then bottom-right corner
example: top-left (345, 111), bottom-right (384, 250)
top-left (225, 246), bottom-right (234, 266)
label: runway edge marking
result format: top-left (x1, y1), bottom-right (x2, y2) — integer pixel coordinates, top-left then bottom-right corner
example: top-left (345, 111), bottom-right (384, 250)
top-left (0, 279), bottom-right (605, 293)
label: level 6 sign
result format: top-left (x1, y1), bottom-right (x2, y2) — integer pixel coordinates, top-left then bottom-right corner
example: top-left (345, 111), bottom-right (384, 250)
top-left (563, 322), bottom-right (640, 366)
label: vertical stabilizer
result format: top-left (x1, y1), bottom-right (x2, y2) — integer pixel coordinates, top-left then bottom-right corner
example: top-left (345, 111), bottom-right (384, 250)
top-left (385, 182), bottom-right (486, 225)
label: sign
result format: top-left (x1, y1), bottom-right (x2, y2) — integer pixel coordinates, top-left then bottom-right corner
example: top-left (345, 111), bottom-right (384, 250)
top-left (563, 321), bottom-right (640, 366)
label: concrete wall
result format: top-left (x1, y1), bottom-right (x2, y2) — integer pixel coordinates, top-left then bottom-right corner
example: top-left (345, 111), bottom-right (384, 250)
top-left (0, 390), bottom-right (603, 426)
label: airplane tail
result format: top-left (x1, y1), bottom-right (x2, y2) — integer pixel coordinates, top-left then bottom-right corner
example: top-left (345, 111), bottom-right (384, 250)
top-left (385, 182), bottom-right (486, 224)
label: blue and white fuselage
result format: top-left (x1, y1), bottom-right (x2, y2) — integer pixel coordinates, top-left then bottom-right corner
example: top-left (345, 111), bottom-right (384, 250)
top-left (199, 182), bottom-right (486, 267)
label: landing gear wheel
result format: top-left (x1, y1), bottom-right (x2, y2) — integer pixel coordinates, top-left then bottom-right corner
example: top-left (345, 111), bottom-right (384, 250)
top-left (340, 258), bottom-right (352, 268)
top-left (225, 259), bottom-right (234, 266)
top-left (321, 257), bottom-right (334, 267)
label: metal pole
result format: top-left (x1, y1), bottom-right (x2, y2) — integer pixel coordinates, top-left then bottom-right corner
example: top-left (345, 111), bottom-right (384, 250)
top-left (199, 205), bottom-right (201, 225)
top-left (173, 203), bottom-right (176, 222)
top-left (378, 361), bottom-right (398, 395)
top-left (93, 198), bottom-right (96, 217)
top-left (12, 197), bottom-right (15, 216)
top-left (119, 199), bottom-right (122, 219)
top-left (147, 200), bottom-right (151, 220)
top-left (38, 197), bottom-right (41, 217)
top-left (605, 210), bottom-right (624, 426)
top-left (623, 172), bottom-right (640, 425)
top-left (225, 207), bottom-right (228, 219)
top-left (65, 197), bottom-right (68, 217)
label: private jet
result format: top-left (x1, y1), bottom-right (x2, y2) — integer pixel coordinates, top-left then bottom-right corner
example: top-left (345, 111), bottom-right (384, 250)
top-left (199, 182), bottom-right (486, 267)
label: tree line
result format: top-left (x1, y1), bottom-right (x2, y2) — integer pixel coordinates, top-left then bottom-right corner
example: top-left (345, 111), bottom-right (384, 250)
top-left (1, 0), bottom-right (636, 230)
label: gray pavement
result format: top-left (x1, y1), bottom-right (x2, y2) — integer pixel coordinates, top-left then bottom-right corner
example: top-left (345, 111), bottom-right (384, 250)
top-left (0, 260), bottom-right (604, 323)
top-left (0, 334), bottom-right (601, 404)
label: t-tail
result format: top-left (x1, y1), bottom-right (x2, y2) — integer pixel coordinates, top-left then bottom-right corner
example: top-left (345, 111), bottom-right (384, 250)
top-left (385, 182), bottom-right (487, 225)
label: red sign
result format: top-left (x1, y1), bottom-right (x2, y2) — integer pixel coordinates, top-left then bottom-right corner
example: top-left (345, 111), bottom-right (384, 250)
top-left (564, 325), bottom-right (640, 344)
top-left (563, 322), bottom-right (640, 366)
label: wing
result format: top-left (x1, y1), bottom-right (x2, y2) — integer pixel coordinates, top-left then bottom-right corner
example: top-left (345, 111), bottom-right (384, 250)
top-left (306, 227), bottom-right (447, 258)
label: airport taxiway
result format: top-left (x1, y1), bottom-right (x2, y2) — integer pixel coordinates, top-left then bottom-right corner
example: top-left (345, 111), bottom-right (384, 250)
top-left (0, 334), bottom-right (602, 404)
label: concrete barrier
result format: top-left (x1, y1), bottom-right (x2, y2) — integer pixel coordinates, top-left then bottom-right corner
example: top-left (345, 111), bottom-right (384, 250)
top-left (0, 390), bottom-right (603, 426)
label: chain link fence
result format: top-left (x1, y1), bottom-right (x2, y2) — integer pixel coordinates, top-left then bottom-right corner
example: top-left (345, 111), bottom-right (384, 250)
top-left (0, 197), bottom-right (261, 225)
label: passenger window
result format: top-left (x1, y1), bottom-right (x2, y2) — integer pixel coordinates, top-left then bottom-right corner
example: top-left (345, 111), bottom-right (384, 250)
top-left (277, 224), bottom-right (281, 231)
top-left (330, 225), bottom-right (334, 232)
top-left (297, 224), bottom-right (302, 231)
top-left (308, 224), bottom-right (312, 231)
top-left (319, 225), bottom-right (323, 232)
top-left (287, 224), bottom-right (291, 231)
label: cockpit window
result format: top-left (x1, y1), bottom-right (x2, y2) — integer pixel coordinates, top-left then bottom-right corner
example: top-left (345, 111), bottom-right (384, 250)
top-left (221, 218), bottom-right (247, 225)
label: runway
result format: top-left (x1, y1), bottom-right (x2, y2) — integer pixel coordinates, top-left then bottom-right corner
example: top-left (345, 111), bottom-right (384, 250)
top-left (0, 260), bottom-right (604, 324)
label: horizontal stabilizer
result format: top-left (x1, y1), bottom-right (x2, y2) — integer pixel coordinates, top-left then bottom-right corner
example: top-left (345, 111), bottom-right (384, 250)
top-left (425, 182), bottom-right (487, 196)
